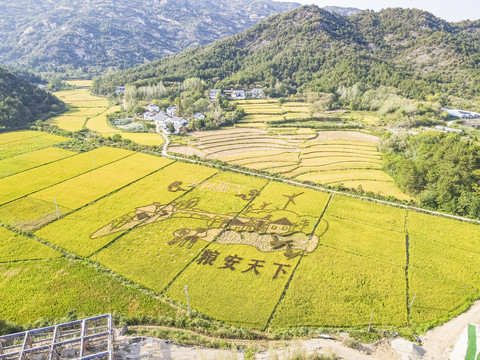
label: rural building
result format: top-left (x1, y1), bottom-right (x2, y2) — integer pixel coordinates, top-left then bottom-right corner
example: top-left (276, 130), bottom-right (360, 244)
top-left (442, 107), bottom-right (480, 119)
top-left (161, 116), bottom-right (188, 135)
top-left (166, 106), bottom-right (178, 117)
top-left (423, 126), bottom-right (463, 134)
top-left (251, 88), bottom-right (265, 98)
top-left (194, 112), bottom-right (206, 120)
top-left (152, 111), bottom-right (170, 124)
top-left (143, 111), bottom-right (156, 121)
top-left (232, 90), bottom-right (246, 100)
top-left (37, 84), bottom-right (47, 91)
top-left (209, 89), bottom-right (222, 99)
top-left (115, 86), bottom-right (126, 94)
top-left (212, 87), bottom-right (264, 100)
top-left (434, 125), bottom-right (463, 134)
top-left (148, 103), bottom-right (160, 113)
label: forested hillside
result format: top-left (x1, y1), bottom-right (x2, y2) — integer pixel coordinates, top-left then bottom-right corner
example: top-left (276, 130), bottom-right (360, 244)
top-left (93, 6), bottom-right (480, 101)
top-left (0, 67), bottom-right (65, 129)
top-left (0, 0), bottom-right (299, 76)
top-left (382, 132), bottom-right (480, 218)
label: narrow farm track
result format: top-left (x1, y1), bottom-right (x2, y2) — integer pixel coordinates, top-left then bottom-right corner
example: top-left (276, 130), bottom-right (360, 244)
top-left (123, 325), bottom-right (390, 360)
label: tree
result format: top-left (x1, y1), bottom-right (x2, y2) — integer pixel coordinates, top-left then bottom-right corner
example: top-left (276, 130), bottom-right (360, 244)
top-left (167, 122), bottom-right (175, 134)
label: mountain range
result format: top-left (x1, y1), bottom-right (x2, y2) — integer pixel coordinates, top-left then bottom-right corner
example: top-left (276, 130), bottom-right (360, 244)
top-left (0, 0), bottom-right (299, 75)
top-left (93, 5), bottom-right (480, 101)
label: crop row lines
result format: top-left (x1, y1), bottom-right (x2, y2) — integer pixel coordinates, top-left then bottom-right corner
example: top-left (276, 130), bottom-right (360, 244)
top-left (1, 150), bottom-right (78, 179)
top-left (160, 180), bottom-right (271, 296)
top-left (0, 151), bottom-right (136, 208)
top-left (32, 159), bottom-right (175, 236)
top-left (264, 194), bottom-right (334, 330)
top-left (161, 144), bottom-right (480, 225)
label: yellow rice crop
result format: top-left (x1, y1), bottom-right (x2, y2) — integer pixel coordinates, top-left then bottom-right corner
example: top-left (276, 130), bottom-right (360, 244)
top-left (30, 153), bottom-right (170, 209)
top-left (0, 227), bottom-right (60, 261)
top-left (0, 147), bottom-right (75, 178)
top-left (296, 169), bottom-right (394, 184)
top-left (35, 162), bottom-right (218, 256)
top-left (0, 147), bottom-right (133, 205)
top-left (0, 197), bottom-right (72, 233)
top-left (0, 133), bottom-right (69, 160)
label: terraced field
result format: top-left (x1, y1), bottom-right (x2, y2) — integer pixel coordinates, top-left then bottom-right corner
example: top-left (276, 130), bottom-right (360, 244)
top-left (176, 128), bottom-right (409, 200)
top-left (1, 130), bottom-right (479, 334)
top-left (50, 88), bottom-right (109, 131)
top-left (235, 100), bottom-right (310, 128)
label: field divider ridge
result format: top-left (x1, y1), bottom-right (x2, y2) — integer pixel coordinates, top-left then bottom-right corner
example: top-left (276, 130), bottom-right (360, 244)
top-left (32, 159), bottom-right (176, 234)
top-left (264, 193), bottom-right (334, 330)
top-left (404, 210), bottom-right (411, 325)
top-left (161, 180), bottom-right (271, 296)
top-left (160, 133), bottom-right (480, 225)
top-left (0, 150), bottom-right (136, 208)
top-left (0, 151), bottom-right (79, 179)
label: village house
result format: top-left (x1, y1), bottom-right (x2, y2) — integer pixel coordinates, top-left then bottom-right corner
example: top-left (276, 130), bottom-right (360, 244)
top-left (442, 108), bottom-right (480, 119)
top-left (115, 86), bottom-right (126, 95)
top-left (211, 87), bottom-right (264, 100)
top-left (152, 111), bottom-right (170, 124)
top-left (423, 125), bottom-right (463, 134)
top-left (166, 106), bottom-right (178, 117)
top-left (231, 90), bottom-right (246, 100)
top-left (194, 112), bottom-right (206, 120)
top-left (162, 116), bottom-right (188, 135)
top-left (209, 89), bottom-right (222, 99)
top-left (251, 88), bottom-right (265, 99)
top-left (143, 111), bottom-right (156, 121)
top-left (148, 103), bottom-right (160, 113)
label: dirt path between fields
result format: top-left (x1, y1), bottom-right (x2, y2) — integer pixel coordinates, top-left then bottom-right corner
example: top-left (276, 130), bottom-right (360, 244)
top-left (421, 301), bottom-right (480, 359)
top-left (122, 301), bottom-right (480, 360)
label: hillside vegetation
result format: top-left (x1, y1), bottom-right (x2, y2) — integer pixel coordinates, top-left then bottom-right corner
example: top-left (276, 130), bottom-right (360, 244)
top-left (93, 6), bottom-right (480, 102)
top-left (0, 0), bottom-right (299, 76)
top-left (0, 67), bottom-right (66, 129)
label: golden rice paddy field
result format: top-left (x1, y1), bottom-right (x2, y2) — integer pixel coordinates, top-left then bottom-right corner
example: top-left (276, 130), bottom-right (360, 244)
top-left (176, 128), bottom-right (410, 201)
top-left (49, 83), bottom-right (164, 146)
top-left (234, 100), bottom-right (380, 128)
top-left (1, 130), bottom-right (479, 333)
top-left (235, 100), bottom-right (310, 128)
top-left (49, 88), bottom-right (109, 131)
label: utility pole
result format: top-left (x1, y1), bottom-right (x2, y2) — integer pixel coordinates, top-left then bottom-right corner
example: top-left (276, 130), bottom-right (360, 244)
top-left (409, 292), bottom-right (417, 309)
top-left (91, 153), bottom-right (95, 170)
top-left (185, 285), bottom-right (191, 316)
top-left (54, 196), bottom-right (60, 220)
top-left (368, 309), bottom-right (374, 332)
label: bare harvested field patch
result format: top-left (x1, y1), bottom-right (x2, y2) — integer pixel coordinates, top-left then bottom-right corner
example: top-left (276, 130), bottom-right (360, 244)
top-left (315, 131), bottom-right (379, 143)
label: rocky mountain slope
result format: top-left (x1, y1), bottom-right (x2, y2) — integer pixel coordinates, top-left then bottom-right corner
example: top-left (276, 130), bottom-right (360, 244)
top-left (93, 6), bottom-right (480, 100)
top-left (0, 0), bottom-right (299, 75)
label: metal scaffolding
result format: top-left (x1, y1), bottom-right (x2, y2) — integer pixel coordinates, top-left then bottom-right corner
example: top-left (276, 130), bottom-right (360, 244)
top-left (0, 314), bottom-right (113, 360)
